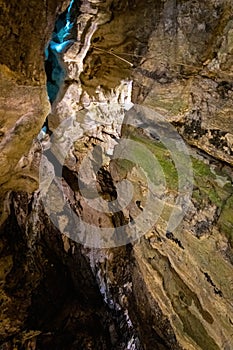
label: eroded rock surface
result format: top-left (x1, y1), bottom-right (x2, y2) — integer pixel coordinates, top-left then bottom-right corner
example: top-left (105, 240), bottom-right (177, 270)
top-left (0, 0), bottom-right (68, 215)
top-left (1, 1), bottom-right (233, 350)
top-left (132, 0), bottom-right (233, 165)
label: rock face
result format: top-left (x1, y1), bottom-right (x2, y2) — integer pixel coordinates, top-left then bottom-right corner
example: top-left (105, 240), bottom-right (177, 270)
top-left (133, 0), bottom-right (233, 165)
top-left (0, 0), bottom-right (233, 349)
top-left (0, 0), bottom-right (68, 218)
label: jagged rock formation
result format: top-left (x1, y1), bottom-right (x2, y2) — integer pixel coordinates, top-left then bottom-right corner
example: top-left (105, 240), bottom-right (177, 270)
top-left (133, 0), bottom-right (233, 166)
top-left (0, 0), bottom-right (233, 349)
top-left (0, 0), bottom-right (70, 220)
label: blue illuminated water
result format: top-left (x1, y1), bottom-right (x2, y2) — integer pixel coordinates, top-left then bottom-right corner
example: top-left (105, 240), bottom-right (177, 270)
top-left (45, 0), bottom-right (79, 104)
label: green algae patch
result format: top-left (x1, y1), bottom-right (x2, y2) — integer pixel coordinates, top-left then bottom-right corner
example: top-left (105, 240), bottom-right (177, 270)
top-left (124, 128), bottom-right (179, 191)
top-left (218, 195), bottom-right (233, 245)
top-left (122, 126), bottom-right (233, 205)
top-left (118, 125), bottom-right (233, 247)
top-left (192, 157), bottom-right (233, 208)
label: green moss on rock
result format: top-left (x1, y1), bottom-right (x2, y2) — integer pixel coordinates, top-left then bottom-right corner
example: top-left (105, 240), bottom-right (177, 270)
top-left (218, 195), bottom-right (233, 245)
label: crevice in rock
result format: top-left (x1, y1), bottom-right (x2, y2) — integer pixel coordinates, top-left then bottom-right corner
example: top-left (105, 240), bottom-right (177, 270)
top-left (0, 193), bottom-right (141, 349)
top-left (203, 272), bottom-right (223, 297)
top-left (2, 1), bottom-right (233, 349)
top-left (45, 0), bottom-right (80, 105)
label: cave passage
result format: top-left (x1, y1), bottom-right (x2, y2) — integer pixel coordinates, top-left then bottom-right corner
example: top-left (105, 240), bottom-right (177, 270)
top-left (44, 0), bottom-right (79, 105)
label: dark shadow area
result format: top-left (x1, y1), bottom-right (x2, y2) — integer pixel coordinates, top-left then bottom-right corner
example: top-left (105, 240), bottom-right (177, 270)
top-left (0, 193), bottom-right (127, 350)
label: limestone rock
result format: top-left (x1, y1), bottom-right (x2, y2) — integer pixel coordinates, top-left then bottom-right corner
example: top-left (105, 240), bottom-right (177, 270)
top-left (1, 1), bottom-right (233, 349)
top-left (0, 0), bottom-right (67, 214)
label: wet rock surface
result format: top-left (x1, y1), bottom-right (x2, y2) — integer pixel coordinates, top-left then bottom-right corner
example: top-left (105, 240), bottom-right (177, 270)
top-left (1, 0), bottom-right (233, 349)
top-left (0, 0), bottom-right (68, 217)
top-left (132, 0), bottom-right (233, 165)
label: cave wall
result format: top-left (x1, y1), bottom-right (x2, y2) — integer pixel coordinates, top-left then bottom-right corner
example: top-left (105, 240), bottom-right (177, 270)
top-left (0, 0), bottom-right (69, 220)
top-left (0, 0), bottom-right (69, 83)
top-left (0, 1), bottom-right (233, 350)
top-left (0, 193), bottom-right (131, 350)
top-left (132, 0), bottom-right (233, 164)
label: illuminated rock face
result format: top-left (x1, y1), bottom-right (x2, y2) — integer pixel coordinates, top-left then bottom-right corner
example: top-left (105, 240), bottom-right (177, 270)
top-left (45, 0), bottom-right (80, 104)
top-left (0, 1), bottom-right (233, 349)
top-left (0, 0), bottom-right (67, 217)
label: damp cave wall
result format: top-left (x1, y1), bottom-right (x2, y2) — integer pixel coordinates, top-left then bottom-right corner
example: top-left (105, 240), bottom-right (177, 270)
top-left (1, 0), bottom-right (233, 350)
top-left (0, 0), bottom-right (69, 203)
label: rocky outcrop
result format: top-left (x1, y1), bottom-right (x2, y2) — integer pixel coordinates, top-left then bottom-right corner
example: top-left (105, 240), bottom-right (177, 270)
top-left (0, 0), bottom-right (68, 220)
top-left (1, 0), bottom-right (233, 349)
top-left (0, 192), bottom-right (142, 349)
top-left (132, 0), bottom-right (233, 165)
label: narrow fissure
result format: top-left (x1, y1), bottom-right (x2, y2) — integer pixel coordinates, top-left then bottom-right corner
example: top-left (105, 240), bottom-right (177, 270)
top-left (38, 3), bottom-right (143, 349)
top-left (44, 0), bottom-right (79, 105)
